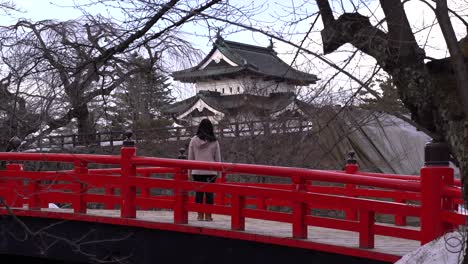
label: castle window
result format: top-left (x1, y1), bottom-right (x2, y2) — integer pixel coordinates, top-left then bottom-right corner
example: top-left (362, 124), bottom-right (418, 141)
top-left (230, 87), bottom-right (233, 94)
top-left (222, 88), bottom-right (225, 94)
top-left (237, 86), bottom-right (240, 93)
top-left (215, 88), bottom-right (217, 92)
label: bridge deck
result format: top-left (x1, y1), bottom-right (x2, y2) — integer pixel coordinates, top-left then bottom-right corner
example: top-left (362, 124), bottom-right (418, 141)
top-left (41, 208), bottom-right (419, 260)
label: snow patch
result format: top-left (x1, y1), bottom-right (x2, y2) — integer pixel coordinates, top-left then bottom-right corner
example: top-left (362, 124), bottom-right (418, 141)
top-left (48, 203), bottom-right (59, 209)
top-left (100, 140), bottom-right (123, 147)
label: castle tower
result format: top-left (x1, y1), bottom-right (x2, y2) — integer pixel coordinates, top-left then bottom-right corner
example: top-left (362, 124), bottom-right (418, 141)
top-left (163, 37), bottom-right (318, 125)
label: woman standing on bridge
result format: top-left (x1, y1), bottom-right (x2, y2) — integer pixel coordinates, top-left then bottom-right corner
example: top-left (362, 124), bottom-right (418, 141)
top-left (188, 118), bottom-right (222, 221)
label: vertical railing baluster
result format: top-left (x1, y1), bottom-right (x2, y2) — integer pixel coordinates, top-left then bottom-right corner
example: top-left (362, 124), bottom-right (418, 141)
top-left (394, 198), bottom-right (407, 226)
top-left (38, 135), bottom-right (42, 150)
top-left (292, 175), bottom-right (307, 239)
top-left (140, 171), bottom-right (150, 210)
top-left (28, 177), bottom-right (41, 210)
top-left (109, 133), bottom-right (114, 147)
top-left (6, 137), bottom-right (26, 208)
top-left (96, 132), bottom-right (101, 146)
top-left (231, 194), bottom-right (245, 231)
top-left (105, 187), bottom-right (116, 209)
top-left (263, 121), bottom-right (270, 136)
top-left (175, 127), bottom-right (180, 142)
top-left (359, 209), bottom-right (375, 248)
top-left (174, 168), bottom-right (188, 224)
top-left (216, 172), bottom-right (226, 206)
top-left (6, 163), bottom-right (25, 208)
top-left (257, 197), bottom-right (267, 210)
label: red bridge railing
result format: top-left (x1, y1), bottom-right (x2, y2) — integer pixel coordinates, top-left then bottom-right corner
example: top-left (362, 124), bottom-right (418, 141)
top-left (0, 142), bottom-right (464, 252)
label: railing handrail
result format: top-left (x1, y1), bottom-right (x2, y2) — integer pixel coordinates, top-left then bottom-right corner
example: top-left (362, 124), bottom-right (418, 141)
top-left (0, 152), bottom-right (121, 164)
top-left (0, 151), bottom-right (422, 192)
top-left (130, 156), bottom-right (422, 192)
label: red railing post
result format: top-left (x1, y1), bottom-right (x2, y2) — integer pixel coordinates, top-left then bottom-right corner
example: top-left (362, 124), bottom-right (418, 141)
top-left (359, 209), bottom-right (375, 248)
top-left (120, 131), bottom-right (136, 218)
top-left (4, 137), bottom-right (25, 208)
top-left (174, 168), bottom-right (188, 224)
top-left (420, 166), bottom-right (444, 244)
top-left (257, 196), bottom-right (267, 211)
top-left (140, 172), bottom-right (150, 198)
top-left (140, 172), bottom-right (150, 210)
top-left (292, 175), bottom-right (307, 239)
top-left (394, 198), bottom-right (407, 226)
top-left (420, 141), bottom-right (451, 244)
top-left (344, 151), bottom-right (358, 221)
top-left (27, 178), bottom-right (41, 210)
top-left (5, 163), bottom-right (24, 208)
top-left (216, 172), bottom-right (226, 206)
top-left (73, 160), bottom-right (88, 214)
top-left (231, 194), bottom-right (245, 231)
top-left (173, 149), bottom-right (188, 224)
top-left (105, 187), bottom-right (116, 209)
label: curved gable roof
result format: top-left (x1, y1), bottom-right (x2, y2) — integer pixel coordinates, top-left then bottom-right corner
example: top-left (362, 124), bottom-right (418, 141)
top-left (172, 37), bottom-right (318, 85)
top-left (161, 91), bottom-right (298, 117)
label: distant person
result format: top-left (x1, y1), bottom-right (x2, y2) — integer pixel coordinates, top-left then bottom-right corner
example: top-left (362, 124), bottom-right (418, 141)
top-left (188, 118), bottom-right (221, 221)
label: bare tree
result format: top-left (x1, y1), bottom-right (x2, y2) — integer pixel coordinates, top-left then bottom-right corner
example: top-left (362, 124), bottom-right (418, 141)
top-left (0, 0), bottom-right (248, 145)
top-left (186, 0), bottom-right (467, 199)
top-left (313, 0), bottom-right (468, 193)
top-left (0, 0), bottom-right (16, 14)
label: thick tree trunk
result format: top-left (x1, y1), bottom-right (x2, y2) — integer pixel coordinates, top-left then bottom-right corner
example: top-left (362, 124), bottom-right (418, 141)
top-left (316, 1), bottom-right (468, 258)
top-left (75, 104), bottom-right (96, 145)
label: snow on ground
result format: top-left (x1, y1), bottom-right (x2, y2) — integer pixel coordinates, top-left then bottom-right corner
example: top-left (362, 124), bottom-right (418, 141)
top-left (100, 140), bottom-right (123, 147)
top-left (396, 230), bottom-right (466, 264)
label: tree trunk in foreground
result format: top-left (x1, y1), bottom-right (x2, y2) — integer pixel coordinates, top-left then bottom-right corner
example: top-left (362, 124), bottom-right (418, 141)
top-left (316, 0), bottom-right (468, 259)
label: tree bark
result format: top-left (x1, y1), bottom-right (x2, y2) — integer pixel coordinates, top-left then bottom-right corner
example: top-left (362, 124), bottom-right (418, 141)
top-left (434, 2), bottom-right (468, 261)
top-left (75, 104), bottom-right (95, 144)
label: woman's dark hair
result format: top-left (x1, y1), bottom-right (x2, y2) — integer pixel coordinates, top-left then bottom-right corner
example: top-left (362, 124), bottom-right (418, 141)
top-left (196, 118), bottom-right (217, 142)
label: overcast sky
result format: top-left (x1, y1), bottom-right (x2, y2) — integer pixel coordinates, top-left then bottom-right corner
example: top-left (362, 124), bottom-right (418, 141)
top-left (10, 0), bottom-right (466, 54)
top-left (3, 0), bottom-right (467, 100)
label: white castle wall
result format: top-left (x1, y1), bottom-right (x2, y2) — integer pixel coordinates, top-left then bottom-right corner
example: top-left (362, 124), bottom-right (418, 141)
top-left (195, 76), bottom-right (295, 96)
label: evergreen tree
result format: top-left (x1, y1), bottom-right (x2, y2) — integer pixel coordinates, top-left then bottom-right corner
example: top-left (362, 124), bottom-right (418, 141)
top-left (109, 54), bottom-right (174, 130)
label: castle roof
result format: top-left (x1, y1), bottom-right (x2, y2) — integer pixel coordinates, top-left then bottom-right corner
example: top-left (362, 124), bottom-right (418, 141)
top-left (161, 91), bottom-right (299, 117)
top-left (172, 37), bottom-right (318, 85)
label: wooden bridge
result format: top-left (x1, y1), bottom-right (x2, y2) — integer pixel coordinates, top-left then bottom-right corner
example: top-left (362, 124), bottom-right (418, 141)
top-left (0, 138), bottom-right (465, 263)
